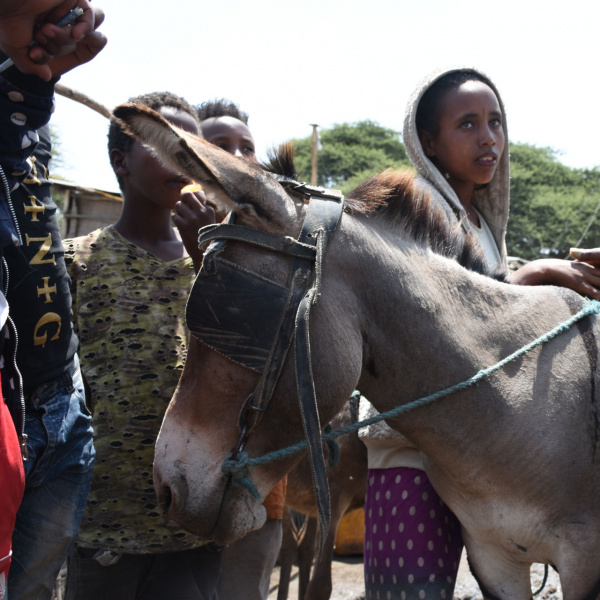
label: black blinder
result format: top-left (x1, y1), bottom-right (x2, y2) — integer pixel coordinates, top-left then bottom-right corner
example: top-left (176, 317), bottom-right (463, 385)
top-left (186, 256), bottom-right (289, 373)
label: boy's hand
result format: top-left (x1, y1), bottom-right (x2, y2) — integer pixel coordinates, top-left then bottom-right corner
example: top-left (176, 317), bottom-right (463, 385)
top-left (510, 257), bottom-right (600, 300)
top-left (0, 0), bottom-right (97, 80)
top-left (570, 248), bottom-right (600, 267)
top-left (173, 188), bottom-right (217, 273)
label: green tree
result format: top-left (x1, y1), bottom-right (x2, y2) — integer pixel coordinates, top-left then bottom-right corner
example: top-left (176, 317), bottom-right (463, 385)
top-left (292, 121), bottom-right (411, 194)
top-left (49, 124), bottom-right (66, 176)
top-left (290, 122), bottom-right (600, 261)
top-left (48, 125), bottom-right (70, 214)
top-left (507, 143), bottom-right (600, 260)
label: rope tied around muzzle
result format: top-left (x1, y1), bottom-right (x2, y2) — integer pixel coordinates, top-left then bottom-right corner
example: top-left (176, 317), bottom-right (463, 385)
top-left (222, 451), bottom-right (261, 500)
top-left (222, 429), bottom-right (341, 499)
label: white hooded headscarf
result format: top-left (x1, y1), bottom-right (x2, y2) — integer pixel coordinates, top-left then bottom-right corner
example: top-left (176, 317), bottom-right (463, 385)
top-left (403, 67), bottom-right (511, 267)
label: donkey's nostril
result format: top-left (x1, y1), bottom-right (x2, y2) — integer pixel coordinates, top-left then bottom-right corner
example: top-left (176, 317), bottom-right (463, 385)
top-left (157, 485), bottom-right (173, 514)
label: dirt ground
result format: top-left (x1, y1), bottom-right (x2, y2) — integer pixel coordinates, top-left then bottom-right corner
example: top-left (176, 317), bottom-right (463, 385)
top-left (52, 545), bottom-right (562, 600)
top-left (267, 553), bottom-right (562, 600)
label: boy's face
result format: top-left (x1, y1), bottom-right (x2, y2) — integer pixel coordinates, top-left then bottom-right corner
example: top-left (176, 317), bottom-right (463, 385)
top-left (122, 107), bottom-right (200, 209)
top-left (200, 116), bottom-right (256, 160)
top-left (419, 81), bottom-right (505, 197)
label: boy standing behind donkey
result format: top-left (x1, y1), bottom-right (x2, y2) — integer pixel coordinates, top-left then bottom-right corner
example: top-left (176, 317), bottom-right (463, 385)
top-left (63, 92), bottom-right (219, 600)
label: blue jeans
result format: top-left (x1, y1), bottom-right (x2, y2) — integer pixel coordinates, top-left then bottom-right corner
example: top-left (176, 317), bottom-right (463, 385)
top-left (8, 355), bottom-right (95, 600)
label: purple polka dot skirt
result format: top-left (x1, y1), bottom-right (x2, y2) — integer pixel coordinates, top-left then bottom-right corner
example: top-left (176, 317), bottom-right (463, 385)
top-left (364, 467), bottom-right (463, 600)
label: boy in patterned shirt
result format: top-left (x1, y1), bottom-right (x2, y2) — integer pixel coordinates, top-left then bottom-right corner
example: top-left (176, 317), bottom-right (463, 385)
top-left (63, 92), bottom-right (218, 600)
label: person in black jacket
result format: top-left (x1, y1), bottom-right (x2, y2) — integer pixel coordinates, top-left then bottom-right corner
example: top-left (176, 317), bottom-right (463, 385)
top-left (0, 3), bottom-right (106, 598)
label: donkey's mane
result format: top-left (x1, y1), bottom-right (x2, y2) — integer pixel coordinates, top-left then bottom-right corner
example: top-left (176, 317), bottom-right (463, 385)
top-left (262, 145), bottom-right (505, 281)
top-left (263, 143), bottom-right (298, 180)
top-left (347, 171), bottom-right (506, 279)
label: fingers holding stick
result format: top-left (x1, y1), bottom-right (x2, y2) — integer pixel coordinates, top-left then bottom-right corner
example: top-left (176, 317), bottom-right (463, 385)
top-left (0, 1), bottom-right (97, 80)
top-left (173, 185), bottom-right (217, 273)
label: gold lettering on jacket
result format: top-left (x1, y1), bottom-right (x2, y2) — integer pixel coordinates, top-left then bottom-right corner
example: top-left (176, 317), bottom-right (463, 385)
top-left (25, 234), bottom-right (56, 266)
top-left (37, 277), bottom-right (57, 304)
top-left (24, 196), bottom-right (45, 222)
top-left (22, 155), bottom-right (47, 187)
top-left (22, 157), bottom-right (62, 347)
top-left (33, 313), bottom-right (61, 347)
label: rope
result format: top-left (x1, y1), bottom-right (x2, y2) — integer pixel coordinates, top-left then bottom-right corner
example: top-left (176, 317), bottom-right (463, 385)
top-left (533, 564), bottom-right (549, 596)
top-left (221, 452), bottom-right (261, 500)
top-left (222, 299), bottom-right (600, 491)
top-left (323, 424), bottom-right (340, 467)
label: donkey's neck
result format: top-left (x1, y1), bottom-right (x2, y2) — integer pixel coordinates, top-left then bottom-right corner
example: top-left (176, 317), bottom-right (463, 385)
top-left (345, 217), bottom-right (570, 414)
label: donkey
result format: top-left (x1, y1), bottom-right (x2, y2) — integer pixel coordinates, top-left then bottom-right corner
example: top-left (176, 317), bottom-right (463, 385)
top-left (114, 103), bottom-right (600, 600)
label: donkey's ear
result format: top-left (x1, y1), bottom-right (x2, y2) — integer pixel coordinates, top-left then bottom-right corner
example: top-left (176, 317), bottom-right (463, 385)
top-left (112, 103), bottom-right (300, 233)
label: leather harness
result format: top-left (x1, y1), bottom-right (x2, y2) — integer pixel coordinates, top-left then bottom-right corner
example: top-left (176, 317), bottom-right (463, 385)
top-left (186, 181), bottom-right (344, 546)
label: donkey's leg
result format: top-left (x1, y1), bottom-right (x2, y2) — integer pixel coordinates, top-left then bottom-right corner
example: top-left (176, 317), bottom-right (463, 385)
top-left (297, 517), bottom-right (317, 600)
top-left (277, 508), bottom-right (296, 600)
top-left (304, 490), bottom-right (356, 600)
top-left (303, 517), bottom-right (335, 600)
top-left (463, 535), bottom-right (532, 600)
top-left (553, 546), bottom-right (600, 600)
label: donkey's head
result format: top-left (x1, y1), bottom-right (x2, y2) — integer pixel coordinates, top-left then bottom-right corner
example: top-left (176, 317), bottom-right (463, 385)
top-left (113, 103), bottom-right (302, 235)
top-left (114, 104), bottom-right (363, 544)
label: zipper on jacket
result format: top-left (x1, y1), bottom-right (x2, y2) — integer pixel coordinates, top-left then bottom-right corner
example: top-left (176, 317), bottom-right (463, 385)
top-left (0, 164), bottom-right (22, 246)
top-left (0, 166), bottom-right (27, 460)
top-left (6, 312), bottom-right (27, 461)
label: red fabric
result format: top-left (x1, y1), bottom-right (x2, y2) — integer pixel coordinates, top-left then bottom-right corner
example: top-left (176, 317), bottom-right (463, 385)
top-left (0, 386), bottom-right (25, 582)
top-left (263, 476), bottom-right (287, 520)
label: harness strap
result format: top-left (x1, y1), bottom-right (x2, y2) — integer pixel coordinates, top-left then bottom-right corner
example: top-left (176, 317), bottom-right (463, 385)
top-left (224, 197), bottom-right (343, 441)
top-left (197, 223), bottom-right (317, 261)
top-left (203, 193), bottom-right (344, 552)
top-left (277, 178), bottom-right (344, 202)
top-left (295, 283), bottom-right (331, 546)
top-left (291, 195), bottom-right (345, 552)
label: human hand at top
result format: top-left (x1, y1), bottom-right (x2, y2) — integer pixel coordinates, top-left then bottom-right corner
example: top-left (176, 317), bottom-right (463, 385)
top-left (0, 0), bottom-right (99, 81)
top-left (173, 186), bottom-right (217, 273)
top-left (570, 247), bottom-right (600, 267)
top-left (40, 7), bottom-right (106, 79)
top-left (509, 257), bottom-right (600, 300)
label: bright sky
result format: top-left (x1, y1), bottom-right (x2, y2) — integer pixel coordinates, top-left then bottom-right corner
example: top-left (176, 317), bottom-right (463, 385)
top-left (50, 0), bottom-right (600, 193)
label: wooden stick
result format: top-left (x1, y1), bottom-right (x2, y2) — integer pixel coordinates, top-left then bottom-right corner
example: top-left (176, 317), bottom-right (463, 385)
top-left (55, 83), bottom-right (112, 119)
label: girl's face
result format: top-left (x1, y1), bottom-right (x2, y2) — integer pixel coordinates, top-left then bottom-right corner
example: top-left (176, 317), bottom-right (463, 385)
top-left (200, 116), bottom-right (256, 160)
top-left (419, 80), bottom-right (505, 203)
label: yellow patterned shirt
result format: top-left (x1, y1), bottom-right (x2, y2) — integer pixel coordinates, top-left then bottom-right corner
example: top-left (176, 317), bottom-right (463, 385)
top-left (64, 226), bottom-right (207, 553)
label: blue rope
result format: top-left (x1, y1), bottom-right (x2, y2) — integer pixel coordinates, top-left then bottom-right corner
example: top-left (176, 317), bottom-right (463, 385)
top-left (323, 424), bottom-right (340, 467)
top-left (222, 299), bottom-right (600, 494)
top-left (222, 452), bottom-right (261, 499)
